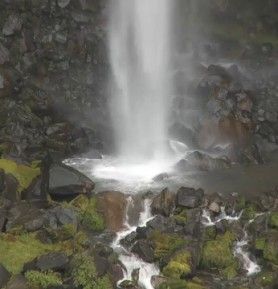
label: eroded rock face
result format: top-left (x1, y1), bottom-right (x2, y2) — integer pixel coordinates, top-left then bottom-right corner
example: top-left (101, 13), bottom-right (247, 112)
top-left (176, 187), bottom-right (204, 208)
top-left (96, 191), bottom-right (127, 231)
top-left (151, 188), bottom-right (175, 217)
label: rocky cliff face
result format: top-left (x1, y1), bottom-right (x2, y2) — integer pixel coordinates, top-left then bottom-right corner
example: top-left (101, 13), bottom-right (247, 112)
top-left (0, 0), bottom-right (110, 161)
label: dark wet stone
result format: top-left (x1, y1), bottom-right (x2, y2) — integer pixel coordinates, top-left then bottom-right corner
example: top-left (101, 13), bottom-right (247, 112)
top-left (36, 252), bottom-right (69, 271)
top-left (0, 264), bottom-right (11, 288)
top-left (151, 188), bottom-right (175, 217)
top-left (176, 187), bottom-right (204, 208)
top-left (131, 240), bottom-right (155, 263)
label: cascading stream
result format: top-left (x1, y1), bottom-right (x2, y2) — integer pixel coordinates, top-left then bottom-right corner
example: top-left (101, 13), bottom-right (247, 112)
top-left (111, 198), bottom-right (159, 289)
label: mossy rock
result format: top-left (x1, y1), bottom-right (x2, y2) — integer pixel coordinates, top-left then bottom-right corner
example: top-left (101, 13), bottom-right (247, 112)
top-left (173, 210), bottom-right (187, 226)
top-left (269, 212), bottom-right (278, 229)
top-left (25, 270), bottom-right (62, 288)
top-left (72, 253), bottom-right (113, 289)
top-left (150, 231), bottom-right (186, 261)
top-left (163, 250), bottom-right (192, 278)
top-left (241, 204), bottom-right (257, 221)
top-left (159, 279), bottom-right (206, 289)
top-left (255, 232), bottom-right (278, 265)
top-left (201, 231), bottom-right (238, 278)
top-left (257, 271), bottom-right (278, 287)
top-left (0, 232), bottom-right (72, 274)
top-left (0, 158), bottom-right (40, 193)
top-left (71, 195), bottom-right (105, 232)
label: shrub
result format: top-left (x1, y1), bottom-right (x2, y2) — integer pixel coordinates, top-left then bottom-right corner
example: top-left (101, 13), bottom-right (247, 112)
top-left (25, 270), bottom-right (62, 288)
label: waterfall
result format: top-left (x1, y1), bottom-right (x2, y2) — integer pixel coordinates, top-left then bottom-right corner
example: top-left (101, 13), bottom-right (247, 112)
top-left (108, 0), bottom-right (173, 162)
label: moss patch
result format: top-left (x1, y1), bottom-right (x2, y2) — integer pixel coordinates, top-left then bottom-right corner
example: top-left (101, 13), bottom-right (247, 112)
top-left (163, 251), bottom-right (192, 278)
top-left (72, 253), bottom-right (113, 289)
top-left (255, 232), bottom-right (278, 265)
top-left (173, 210), bottom-right (187, 225)
top-left (201, 231), bottom-right (238, 278)
top-left (25, 270), bottom-right (62, 288)
top-left (150, 231), bottom-right (186, 261)
top-left (0, 233), bottom-right (71, 274)
top-left (71, 195), bottom-right (105, 232)
top-left (0, 158), bottom-right (40, 192)
top-left (269, 212), bottom-right (278, 229)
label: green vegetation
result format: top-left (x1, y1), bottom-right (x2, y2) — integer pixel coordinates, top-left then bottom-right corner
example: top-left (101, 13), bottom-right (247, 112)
top-left (173, 210), bottom-right (187, 225)
top-left (242, 204), bottom-right (257, 221)
top-left (72, 253), bottom-right (113, 289)
top-left (150, 231), bottom-right (186, 260)
top-left (201, 231), bottom-right (238, 279)
top-left (159, 279), bottom-right (205, 289)
top-left (25, 270), bottom-right (62, 288)
top-left (0, 232), bottom-right (69, 274)
top-left (71, 195), bottom-right (105, 232)
top-left (255, 232), bottom-right (278, 265)
top-left (163, 251), bottom-right (192, 278)
top-left (0, 158), bottom-right (40, 192)
top-left (269, 212), bottom-right (278, 229)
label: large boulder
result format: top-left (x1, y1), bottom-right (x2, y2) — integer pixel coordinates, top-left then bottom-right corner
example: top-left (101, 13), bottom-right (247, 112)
top-left (96, 191), bottom-right (127, 231)
top-left (0, 264), bottom-right (11, 288)
top-left (36, 252), bottom-right (69, 271)
top-left (49, 163), bottom-right (95, 201)
top-left (151, 188), bottom-right (175, 217)
top-left (131, 240), bottom-right (155, 263)
top-left (176, 187), bottom-right (204, 208)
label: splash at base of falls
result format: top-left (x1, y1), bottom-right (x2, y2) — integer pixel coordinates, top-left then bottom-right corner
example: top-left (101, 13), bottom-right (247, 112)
top-left (112, 198), bottom-right (159, 289)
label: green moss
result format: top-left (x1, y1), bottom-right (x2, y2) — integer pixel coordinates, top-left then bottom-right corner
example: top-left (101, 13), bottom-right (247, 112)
top-left (150, 231), bottom-right (186, 261)
top-left (163, 251), bottom-right (192, 278)
top-left (201, 232), bottom-right (238, 278)
top-left (0, 233), bottom-right (70, 274)
top-left (259, 271), bottom-right (276, 286)
top-left (159, 279), bottom-right (188, 289)
top-left (204, 226), bottom-right (216, 240)
top-left (159, 280), bottom-right (205, 289)
top-left (255, 238), bottom-right (266, 250)
top-left (71, 195), bottom-right (105, 232)
top-left (254, 233), bottom-right (278, 265)
top-left (269, 212), bottom-right (278, 229)
top-left (242, 204), bottom-right (257, 221)
top-left (173, 210), bottom-right (187, 225)
top-left (25, 270), bottom-right (62, 288)
top-left (72, 253), bottom-right (113, 289)
top-left (0, 159), bottom-right (40, 192)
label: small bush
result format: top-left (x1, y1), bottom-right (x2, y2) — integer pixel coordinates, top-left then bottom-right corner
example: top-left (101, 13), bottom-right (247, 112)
top-left (25, 270), bottom-right (62, 288)
top-left (72, 253), bottom-right (113, 289)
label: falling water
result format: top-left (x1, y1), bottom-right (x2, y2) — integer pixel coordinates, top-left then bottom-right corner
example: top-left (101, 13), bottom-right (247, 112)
top-left (108, 0), bottom-right (173, 161)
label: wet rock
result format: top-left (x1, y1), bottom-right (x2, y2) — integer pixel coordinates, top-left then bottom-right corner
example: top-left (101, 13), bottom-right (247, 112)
top-left (2, 14), bottom-right (22, 36)
top-left (176, 187), bottom-right (204, 208)
top-left (6, 274), bottom-right (28, 289)
top-left (146, 215), bottom-right (176, 234)
top-left (96, 191), bottom-right (127, 231)
top-left (120, 231), bottom-right (137, 248)
top-left (0, 43), bottom-right (9, 64)
top-left (49, 163), bottom-right (95, 201)
top-left (209, 201), bottom-right (221, 213)
top-left (0, 264), bottom-right (11, 288)
top-left (151, 188), bottom-right (175, 217)
top-left (131, 240), bottom-right (155, 263)
top-left (152, 173), bottom-right (169, 182)
top-left (0, 73), bottom-right (4, 89)
top-left (24, 217), bottom-right (45, 232)
top-left (57, 0), bottom-right (71, 8)
top-left (36, 252), bottom-right (69, 271)
top-left (0, 208), bottom-right (7, 232)
top-left (151, 275), bottom-right (167, 289)
top-left (119, 280), bottom-right (141, 289)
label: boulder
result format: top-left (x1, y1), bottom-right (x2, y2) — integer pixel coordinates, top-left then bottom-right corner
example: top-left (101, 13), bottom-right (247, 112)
top-left (49, 163), bottom-right (95, 201)
top-left (131, 240), bottom-right (155, 263)
top-left (176, 187), bottom-right (204, 208)
top-left (96, 191), bottom-right (127, 231)
top-left (0, 264), bottom-right (11, 288)
top-left (151, 188), bottom-right (175, 217)
top-left (2, 14), bottom-right (22, 36)
top-left (36, 252), bottom-right (69, 271)
top-left (6, 274), bottom-right (28, 289)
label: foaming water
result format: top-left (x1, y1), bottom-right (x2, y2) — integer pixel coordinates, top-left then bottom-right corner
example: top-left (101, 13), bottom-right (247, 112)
top-left (112, 198), bottom-right (159, 289)
top-left (109, 0), bottom-right (173, 161)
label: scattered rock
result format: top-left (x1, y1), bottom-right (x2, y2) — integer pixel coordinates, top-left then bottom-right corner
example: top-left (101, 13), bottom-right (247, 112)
top-left (131, 240), bottom-right (155, 263)
top-left (36, 252), bottom-right (69, 271)
top-left (2, 14), bottom-right (22, 36)
top-left (0, 264), bottom-right (11, 288)
top-left (176, 187), bottom-right (204, 208)
top-left (151, 188), bottom-right (175, 217)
